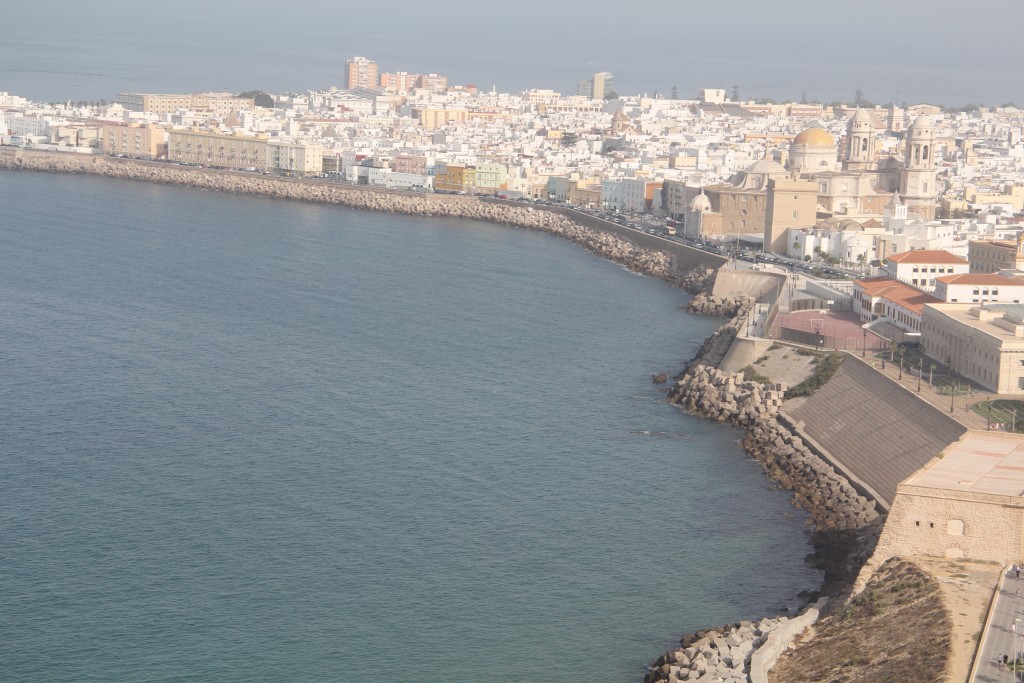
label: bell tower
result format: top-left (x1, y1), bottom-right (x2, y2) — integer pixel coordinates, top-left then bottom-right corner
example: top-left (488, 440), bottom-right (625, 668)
top-left (844, 109), bottom-right (875, 172)
top-left (900, 115), bottom-right (937, 220)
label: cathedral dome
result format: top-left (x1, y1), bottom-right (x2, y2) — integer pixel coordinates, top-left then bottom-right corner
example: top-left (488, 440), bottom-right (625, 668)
top-left (849, 109), bottom-right (874, 130)
top-left (908, 115), bottom-right (933, 137)
top-left (793, 127), bottom-right (835, 147)
top-left (690, 192), bottom-right (711, 212)
top-left (743, 158), bottom-right (786, 175)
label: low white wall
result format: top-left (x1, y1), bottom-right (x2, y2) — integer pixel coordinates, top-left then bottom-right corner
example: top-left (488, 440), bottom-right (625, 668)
top-left (749, 597), bottom-right (829, 683)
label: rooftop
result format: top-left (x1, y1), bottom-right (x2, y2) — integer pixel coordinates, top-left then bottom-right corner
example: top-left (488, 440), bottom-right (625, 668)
top-left (937, 273), bottom-right (1024, 286)
top-left (856, 278), bottom-right (943, 313)
top-left (887, 250), bottom-right (969, 265)
top-left (905, 431), bottom-right (1024, 497)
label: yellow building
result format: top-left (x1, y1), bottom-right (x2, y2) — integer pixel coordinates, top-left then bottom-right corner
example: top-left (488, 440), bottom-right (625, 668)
top-left (102, 123), bottom-right (165, 159)
top-left (963, 184), bottom-right (1024, 212)
top-left (763, 178), bottom-right (820, 253)
top-left (167, 129), bottom-right (267, 170)
top-left (968, 238), bottom-right (1024, 274)
top-left (412, 108), bottom-right (469, 130)
top-left (434, 162), bottom-right (467, 192)
top-left (923, 303), bottom-right (1024, 393)
top-left (267, 141), bottom-right (323, 177)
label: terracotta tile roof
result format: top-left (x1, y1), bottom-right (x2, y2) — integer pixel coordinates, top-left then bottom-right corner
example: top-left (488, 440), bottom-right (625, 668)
top-left (886, 250), bottom-right (969, 265)
top-left (854, 278), bottom-right (943, 313)
top-left (937, 274), bottom-right (1024, 286)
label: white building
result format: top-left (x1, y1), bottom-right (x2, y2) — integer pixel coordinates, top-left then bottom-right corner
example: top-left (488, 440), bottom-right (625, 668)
top-left (881, 250), bottom-right (970, 292)
top-left (933, 273), bottom-right (1024, 304)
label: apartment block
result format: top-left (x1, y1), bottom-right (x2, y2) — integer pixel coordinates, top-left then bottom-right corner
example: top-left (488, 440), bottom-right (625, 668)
top-left (167, 129), bottom-right (267, 169)
top-left (102, 123), bottom-right (165, 159)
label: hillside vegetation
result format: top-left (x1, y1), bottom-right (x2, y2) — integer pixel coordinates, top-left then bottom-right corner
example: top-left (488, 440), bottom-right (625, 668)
top-left (770, 558), bottom-right (951, 682)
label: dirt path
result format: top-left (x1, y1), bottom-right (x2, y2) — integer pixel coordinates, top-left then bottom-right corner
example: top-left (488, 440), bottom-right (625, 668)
top-left (914, 558), bottom-right (1000, 682)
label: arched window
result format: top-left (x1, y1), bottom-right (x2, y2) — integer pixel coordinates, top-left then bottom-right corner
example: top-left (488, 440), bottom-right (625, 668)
top-left (922, 145), bottom-right (929, 160)
top-left (861, 138), bottom-right (868, 152)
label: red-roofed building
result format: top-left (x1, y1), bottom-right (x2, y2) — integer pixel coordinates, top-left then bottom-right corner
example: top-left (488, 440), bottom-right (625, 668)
top-left (854, 277), bottom-right (942, 334)
top-left (881, 250), bottom-right (970, 292)
top-left (934, 273), bottom-right (1024, 304)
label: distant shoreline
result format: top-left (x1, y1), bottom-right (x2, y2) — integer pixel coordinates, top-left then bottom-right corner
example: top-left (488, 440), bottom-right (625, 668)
top-left (0, 147), bottom-right (685, 283)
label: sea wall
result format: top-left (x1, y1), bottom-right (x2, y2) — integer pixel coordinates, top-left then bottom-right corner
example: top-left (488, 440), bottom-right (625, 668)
top-left (0, 149), bottom-right (673, 280)
top-left (645, 352), bottom-right (885, 682)
top-left (668, 364), bottom-right (880, 549)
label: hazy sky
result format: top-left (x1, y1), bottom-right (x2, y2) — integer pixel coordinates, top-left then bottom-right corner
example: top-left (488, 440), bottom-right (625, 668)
top-left (3, 0), bottom-right (1022, 105)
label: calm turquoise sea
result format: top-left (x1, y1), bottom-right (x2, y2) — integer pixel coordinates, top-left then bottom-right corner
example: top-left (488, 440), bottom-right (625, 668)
top-left (0, 171), bottom-right (819, 682)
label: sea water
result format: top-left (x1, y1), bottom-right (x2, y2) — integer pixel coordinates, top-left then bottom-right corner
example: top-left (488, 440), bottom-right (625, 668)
top-left (0, 171), bottom-right (819, 681)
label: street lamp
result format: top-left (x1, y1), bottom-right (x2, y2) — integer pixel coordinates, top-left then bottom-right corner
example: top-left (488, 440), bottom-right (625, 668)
top-left (862, 329), bottom-right (867, 358)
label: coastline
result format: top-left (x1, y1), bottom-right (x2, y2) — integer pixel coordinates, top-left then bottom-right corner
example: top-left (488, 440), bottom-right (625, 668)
top-left (1, 147), bottom-right (870, 680)
top-left (0, 148), bottom-right (676, 282)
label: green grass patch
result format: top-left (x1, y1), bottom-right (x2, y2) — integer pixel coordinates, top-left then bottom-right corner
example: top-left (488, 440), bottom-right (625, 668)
top-left (974, 399), bottom-right (1024, 432)
top-left (785, 352), bottom-right (844, 398)
top-left (740, 365), bottom-right (772, 385)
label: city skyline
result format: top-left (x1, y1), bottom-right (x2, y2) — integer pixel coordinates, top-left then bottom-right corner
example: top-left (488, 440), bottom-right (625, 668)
top-left (2, 0), bottom-right (1023, 106)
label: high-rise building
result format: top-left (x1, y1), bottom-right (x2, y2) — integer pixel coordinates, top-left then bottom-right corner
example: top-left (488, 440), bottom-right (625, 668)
top-left (417, 73), bottom-right (448, 93)
top-left (577, 72), bottom-right (612, 100)
top-left (345, 57), bottom-right (379, 90)
top-left (380, 72), bottom-right (419, 94)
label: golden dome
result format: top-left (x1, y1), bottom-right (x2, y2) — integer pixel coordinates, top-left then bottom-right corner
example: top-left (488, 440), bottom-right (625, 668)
top-left (793, 127), bottom-right (835, 147)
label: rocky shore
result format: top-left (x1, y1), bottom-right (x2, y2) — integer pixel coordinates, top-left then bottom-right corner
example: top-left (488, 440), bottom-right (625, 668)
top-left (644, 319), bottom-right (885, 682)
top-left (685, 292), bottom-right (750, 318)
top-left (0, 149), bottom-right (673, 280)
top-left (646, 617), bottom-right (784, 683)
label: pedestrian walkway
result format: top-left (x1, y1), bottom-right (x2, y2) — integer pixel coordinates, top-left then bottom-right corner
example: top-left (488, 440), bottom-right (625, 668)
top-left (866, 354), bottom-right (992, 432)
top-left (973, 566), bottom-right (1024, 682)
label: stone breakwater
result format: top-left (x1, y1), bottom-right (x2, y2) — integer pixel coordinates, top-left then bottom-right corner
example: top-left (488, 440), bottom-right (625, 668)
top-left (686, 292), bottom-right (749, 317)
top-left (646, 362), bottom-right (884, 682)
top-left (668, 365), bottom-right (880, 548)
top-left (645, 616), bottom-right (786, 683)
top-left (676, 266), bottom-right (714, 295)
top-left (0, 149), bottom-right (672, 279)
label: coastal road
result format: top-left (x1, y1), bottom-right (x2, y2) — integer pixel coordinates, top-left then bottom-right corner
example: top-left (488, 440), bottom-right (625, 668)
top-left (975, 568), bottom-right (1024, 682)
